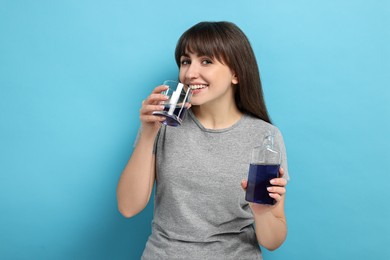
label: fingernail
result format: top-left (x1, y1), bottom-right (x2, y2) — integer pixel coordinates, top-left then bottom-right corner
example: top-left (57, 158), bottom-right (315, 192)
top-left (270, 179), bottom-right (276, 184)
top-left (267, 187), bottom-right (272, 191)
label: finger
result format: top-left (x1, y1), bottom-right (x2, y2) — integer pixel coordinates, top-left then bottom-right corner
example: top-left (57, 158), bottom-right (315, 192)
top-left (142, 85), bottom-right (169, 106)
top-left (140, 104), bottom-right (165, 115)
top-left (140, 114), bottom-right (166, 123)
top-left (268, 193), bottom-right (283, 202)
top-left (270, 176), bottom-right (288, 187)
top-left (145, 93), bottom-right (169, 105)
top-left (152, 84), bottom-right (169, 93)
top-left (272, 178), bottom-right (287, 187)
top-left (279, 167), bottom-right (285, 178)
top-left (267, 186), bottom-right (286, 196)
top-left (241, 179), bottom-right (248, 190)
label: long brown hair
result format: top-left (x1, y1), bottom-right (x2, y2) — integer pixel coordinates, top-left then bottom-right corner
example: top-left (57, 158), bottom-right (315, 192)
top-left (174, 21), bottom-right (272, 124)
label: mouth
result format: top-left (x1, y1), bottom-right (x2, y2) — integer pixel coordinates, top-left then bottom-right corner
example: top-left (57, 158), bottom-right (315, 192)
top-left (188, 84), bottom-right (209, 92)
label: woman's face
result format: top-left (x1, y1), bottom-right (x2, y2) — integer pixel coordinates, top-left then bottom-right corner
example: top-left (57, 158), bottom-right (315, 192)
top-left (179, 51), bottom-right (238, 106)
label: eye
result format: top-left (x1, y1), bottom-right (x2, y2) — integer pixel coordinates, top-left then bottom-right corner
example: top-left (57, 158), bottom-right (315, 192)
top-left (180, 59), bottom-right (191, 65)
top-left (201, 58), bottom-right (213, 65)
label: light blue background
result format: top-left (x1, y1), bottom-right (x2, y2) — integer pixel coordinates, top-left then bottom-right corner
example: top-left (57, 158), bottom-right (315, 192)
top-left (1, 0), bottom-right (389, 259)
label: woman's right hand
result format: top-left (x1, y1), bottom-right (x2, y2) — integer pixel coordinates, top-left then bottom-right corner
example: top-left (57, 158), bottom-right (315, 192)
top-left (139, 84), bottom-right (169, 136)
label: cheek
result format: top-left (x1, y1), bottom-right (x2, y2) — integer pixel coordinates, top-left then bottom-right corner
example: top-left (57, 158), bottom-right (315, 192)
top-left (179, 69), bottom-right (186, 82)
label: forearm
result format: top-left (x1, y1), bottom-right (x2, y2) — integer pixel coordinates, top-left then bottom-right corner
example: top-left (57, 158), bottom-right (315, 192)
top-left (253, 196), bottom-right (287, 250)
top-left (116, 132), bottom-right (157, 218)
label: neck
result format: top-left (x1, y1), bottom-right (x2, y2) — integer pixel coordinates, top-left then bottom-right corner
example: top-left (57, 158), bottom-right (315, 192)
top-left (191, 101), bottom-right (243, 129)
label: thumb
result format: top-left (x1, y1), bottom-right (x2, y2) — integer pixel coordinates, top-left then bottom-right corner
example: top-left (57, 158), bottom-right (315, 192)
top-left (241, 179), bottom-right (248, 190)
top-left (279, 167), bottom-right (285, 178)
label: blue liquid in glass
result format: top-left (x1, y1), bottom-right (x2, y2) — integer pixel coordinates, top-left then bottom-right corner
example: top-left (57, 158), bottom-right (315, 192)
top-left (153, 106), bottom-right (187, 127)
top-left (245, 164), bottom-right (280, 205)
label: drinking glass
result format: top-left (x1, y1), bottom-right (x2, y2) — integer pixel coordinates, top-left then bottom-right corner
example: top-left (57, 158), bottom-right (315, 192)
top-left (245, 134), bottom-right (281, 205)
top-left (152, 80), bottom-right (191, 127)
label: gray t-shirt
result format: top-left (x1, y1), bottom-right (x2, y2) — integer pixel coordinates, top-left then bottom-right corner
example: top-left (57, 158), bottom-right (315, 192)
top-left (142, 109), bottom-right (289, 260)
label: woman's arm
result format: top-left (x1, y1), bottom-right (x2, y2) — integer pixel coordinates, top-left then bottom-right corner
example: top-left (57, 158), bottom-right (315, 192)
top-left (241, 167), bottom-right (288, 250)
top-left (251, 194), bottom-right (287, 250)
top-left (116, 85), bottom-right (168, 218)
top-left (116, 133), bottom-right (157, 218)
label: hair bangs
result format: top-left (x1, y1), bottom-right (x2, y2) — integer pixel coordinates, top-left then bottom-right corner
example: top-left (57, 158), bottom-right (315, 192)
top-left (175, 23), bottom-right (229, 66)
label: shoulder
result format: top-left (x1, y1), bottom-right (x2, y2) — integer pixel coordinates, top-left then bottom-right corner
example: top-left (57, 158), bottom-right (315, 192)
top-left (243, 114), bottom-right (282, 135)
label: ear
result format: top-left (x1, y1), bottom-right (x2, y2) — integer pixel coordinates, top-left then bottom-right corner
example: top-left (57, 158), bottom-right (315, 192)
top-left (232, 74), bottom-right (239, 85)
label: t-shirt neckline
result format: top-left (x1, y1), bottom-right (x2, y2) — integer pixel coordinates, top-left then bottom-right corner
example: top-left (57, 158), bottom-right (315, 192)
top-left (187, 109), bottom-right (247, 133)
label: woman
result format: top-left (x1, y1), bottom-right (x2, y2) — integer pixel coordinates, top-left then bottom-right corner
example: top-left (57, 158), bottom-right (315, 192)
top-left (117, 21), bottom-right (289, 259)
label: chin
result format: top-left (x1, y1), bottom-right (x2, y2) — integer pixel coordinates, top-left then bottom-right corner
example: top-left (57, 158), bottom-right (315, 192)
top-left (188, 97), bottom-right (201, 106)
top-left (189, 100), bottom-right (204, 106)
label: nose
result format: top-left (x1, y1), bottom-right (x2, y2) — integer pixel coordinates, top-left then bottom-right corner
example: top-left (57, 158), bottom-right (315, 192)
top-left (184, 63), bottom-right (200, 80)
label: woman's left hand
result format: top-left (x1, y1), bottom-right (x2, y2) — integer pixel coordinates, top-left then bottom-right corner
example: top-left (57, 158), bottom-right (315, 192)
top-left (266, 167), bottom-right (287, 203)
top-left (241, 167), bottom-right (287, 214)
